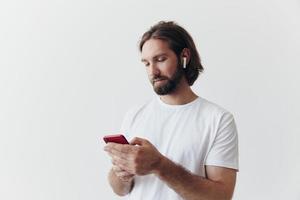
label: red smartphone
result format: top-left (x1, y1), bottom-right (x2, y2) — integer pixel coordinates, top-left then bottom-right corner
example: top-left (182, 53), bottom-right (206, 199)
top-left (103, 134), bottom-right (129, 144)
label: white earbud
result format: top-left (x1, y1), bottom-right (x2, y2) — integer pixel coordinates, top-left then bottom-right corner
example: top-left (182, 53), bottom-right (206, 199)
top-left (183, 57), bottom-right (187, 69)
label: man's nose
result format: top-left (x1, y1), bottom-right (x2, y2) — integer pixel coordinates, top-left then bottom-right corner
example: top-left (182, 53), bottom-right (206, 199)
top-left (149, 64), bottom-right (160, 76)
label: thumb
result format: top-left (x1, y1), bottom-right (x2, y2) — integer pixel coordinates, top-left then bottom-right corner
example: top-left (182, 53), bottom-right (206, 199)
top-left (130, 137), bottom-right (148, 146)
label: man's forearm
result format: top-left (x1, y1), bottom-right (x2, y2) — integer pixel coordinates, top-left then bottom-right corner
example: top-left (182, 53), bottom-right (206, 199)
top-left (154, 157), bottom-right (233, 200)
top-left (108, 168), bottom-right (134, 196)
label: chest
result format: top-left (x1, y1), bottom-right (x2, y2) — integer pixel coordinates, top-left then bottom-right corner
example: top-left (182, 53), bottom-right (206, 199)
top-left (128, 110), bottom-right (216, 173)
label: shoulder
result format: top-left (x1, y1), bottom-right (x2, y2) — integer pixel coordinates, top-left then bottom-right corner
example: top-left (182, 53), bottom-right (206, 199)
top-left (197, 97), bottom-right (234, 120)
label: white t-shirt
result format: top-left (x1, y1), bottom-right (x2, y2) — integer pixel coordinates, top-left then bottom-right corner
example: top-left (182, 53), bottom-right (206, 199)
top-left (120, 96), bottom-right (239, 200)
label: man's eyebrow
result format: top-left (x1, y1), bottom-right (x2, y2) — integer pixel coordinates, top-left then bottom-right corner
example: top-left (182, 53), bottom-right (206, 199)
top-left (141, 53), bottom-right (167, 62)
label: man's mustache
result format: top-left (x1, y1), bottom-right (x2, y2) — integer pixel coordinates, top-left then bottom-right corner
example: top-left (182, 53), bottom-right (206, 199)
top-left (152, 75), bottom-right (168, 81)
top-left (151, 76), bottom-right (168, 84)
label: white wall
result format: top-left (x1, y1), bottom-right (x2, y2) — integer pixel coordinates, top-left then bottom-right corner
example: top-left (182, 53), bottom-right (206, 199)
top-left (0, 0), bottom-right (299, 199)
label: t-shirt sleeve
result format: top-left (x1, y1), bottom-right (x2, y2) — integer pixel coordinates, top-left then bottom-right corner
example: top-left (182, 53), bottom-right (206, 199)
top-left (205, 112), bottom-right (239, 170)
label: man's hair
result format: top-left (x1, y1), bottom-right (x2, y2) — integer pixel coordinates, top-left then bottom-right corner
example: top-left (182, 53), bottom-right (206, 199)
top-left (139, 21), bottom-right (204, 86)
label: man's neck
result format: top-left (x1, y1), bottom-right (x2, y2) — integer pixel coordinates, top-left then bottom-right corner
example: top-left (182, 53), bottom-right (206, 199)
top-left (158, 79), bottom-right (198, 105)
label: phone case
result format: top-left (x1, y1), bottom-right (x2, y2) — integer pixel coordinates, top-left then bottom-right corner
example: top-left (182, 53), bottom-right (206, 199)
top-left (103, 134), bottom-right (129, 144)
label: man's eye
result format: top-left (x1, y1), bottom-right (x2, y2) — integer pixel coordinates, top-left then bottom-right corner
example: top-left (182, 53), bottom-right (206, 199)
top-left (157, 57), bottom-right (166, 62)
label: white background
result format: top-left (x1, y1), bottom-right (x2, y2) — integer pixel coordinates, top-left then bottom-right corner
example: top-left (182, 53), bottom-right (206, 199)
top-left (0, 0), bottom-right (299, 199)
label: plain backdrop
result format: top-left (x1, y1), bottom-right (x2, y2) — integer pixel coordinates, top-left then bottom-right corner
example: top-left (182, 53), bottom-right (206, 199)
top-left (1, 0), bottom-right (300, 199)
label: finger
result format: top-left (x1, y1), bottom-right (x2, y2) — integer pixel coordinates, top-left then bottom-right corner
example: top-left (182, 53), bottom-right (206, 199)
top-left (104, 143), bottom-right (122, 152)
top-left (115, 170), bottom-right (133, 177)
top-left (105, 143), bottom-right (134, 155)
top-left (124, 174), bottom-right (135, 179)
top-left (112, 162), bottom-right (132, 175)
top-left (113, 166), bottom-right (132, 179)
top-left (112, 165), bottom-right (123, 173)
top-left (115, 161), bottom-right (134, 174)
top-left (119, 175), bottom-right (134, 182)
top-left (107, 147), bottom-right (138, 162)
top-left (110, 149), bottom-right (131, 160)
top-left (108, 150), bottom-right (135, 162)
top-left (130, 137), bottom-right (148, 146)
top-left (107, 151), bottom-right (123, 159)
top-left (111, 155), bottom-right (132, 170)
top-left (112, 164), bottom-right (132, 174)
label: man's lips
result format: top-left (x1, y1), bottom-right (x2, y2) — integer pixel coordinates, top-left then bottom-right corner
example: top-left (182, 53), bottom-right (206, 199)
top-left (153, 79), bottom-right (166, 84)
top-left (153, 78), bottom-right (166, 83)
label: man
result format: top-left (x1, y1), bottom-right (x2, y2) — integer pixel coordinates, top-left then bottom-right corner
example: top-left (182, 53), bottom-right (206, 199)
top-left (104, 21), bottom-right (239, 200)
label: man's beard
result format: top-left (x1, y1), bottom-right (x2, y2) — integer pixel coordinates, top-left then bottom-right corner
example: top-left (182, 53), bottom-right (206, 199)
top-left (151, 64), bottom-right (184, 95)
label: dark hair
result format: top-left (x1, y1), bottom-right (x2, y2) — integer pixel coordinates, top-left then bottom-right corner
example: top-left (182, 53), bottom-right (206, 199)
top-left (139, 21), bottom-right (204, 86)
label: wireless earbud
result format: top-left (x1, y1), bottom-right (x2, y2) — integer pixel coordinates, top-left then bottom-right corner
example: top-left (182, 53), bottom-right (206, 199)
top-left (183, 57), bottom-right (187, 69)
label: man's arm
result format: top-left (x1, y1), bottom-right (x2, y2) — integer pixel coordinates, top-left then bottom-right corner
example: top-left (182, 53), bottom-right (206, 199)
top-left (105, 138), bottom-right (237, 200)
top-left (107, 165), bottom-right (134, 196)
top-left (155, 156), bottom-right (237, 200)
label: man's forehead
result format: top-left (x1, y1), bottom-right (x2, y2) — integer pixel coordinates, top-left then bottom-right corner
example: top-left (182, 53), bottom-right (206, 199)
top-left (141, 39), bottom-right (171, 60)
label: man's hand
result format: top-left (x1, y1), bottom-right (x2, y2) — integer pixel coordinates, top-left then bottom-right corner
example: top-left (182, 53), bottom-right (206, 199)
top-left (111, 164), bottom-right (134, 182)
top-left (104, 137), bottom-right (163, 176)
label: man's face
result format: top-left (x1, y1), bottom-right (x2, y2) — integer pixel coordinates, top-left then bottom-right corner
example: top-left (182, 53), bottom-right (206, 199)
top-left (141, 39), bottom-right (184, 95)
